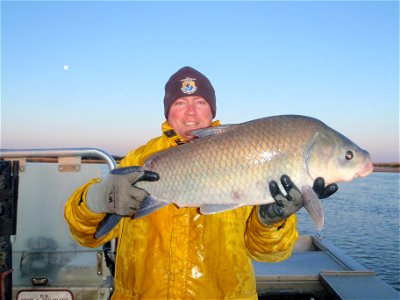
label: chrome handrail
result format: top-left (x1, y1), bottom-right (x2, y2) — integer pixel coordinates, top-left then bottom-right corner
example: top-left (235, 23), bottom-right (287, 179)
top-left (0, 147), bottom-right (117, 170)
top-left (0, 147), bottom-right (119, 265)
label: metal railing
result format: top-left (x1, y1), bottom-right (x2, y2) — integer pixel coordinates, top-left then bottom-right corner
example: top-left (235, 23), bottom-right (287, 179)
top-left (0, 147), bottom-right (119, 268)
top-left (0, 148), bottom-right (117, 170)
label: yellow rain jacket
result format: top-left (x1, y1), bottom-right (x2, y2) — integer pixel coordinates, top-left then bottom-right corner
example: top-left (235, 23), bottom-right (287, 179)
top-left (65, 120), bottom-right (298, 300)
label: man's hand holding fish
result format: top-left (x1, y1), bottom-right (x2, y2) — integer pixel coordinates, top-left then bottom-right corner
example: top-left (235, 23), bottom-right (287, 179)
top-left (259, 175), bottom-right (339, 225)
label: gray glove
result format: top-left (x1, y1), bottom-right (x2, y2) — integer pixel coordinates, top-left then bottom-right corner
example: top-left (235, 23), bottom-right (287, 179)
top-left (258, 175), bottom-right (338, 225)
top-left (86, 166), bottom-right (159, 216)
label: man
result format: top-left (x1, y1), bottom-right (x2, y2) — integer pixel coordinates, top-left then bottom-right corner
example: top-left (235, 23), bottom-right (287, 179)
top-left (65, 66), bottom-right (337, 299)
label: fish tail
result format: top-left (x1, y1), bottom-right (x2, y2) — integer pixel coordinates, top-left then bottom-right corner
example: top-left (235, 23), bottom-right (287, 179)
top-left (134, 195), bottom-right (169, 219)
top-left (301, 185), bottom-right (324, 231)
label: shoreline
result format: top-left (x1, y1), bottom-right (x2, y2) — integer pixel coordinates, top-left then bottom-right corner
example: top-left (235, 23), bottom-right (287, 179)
top-left (372, 163), bottom-right (400, 173)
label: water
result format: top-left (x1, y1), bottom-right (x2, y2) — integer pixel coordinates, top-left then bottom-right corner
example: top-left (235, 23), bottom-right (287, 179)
top-left (296, 172), bottom-right (400, 291)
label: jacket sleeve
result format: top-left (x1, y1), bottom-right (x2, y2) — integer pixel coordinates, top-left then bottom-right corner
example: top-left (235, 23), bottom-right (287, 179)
top-left (64, 146), bottom-right (147, 248)
top-left (64, 178), bottom-right (122, 248)
top-left (244, 207), bottom-right (299, 262)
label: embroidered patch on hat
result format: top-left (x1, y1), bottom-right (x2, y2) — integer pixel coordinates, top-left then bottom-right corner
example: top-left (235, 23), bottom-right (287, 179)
top-left (180, 77), bottom-right (197, 94)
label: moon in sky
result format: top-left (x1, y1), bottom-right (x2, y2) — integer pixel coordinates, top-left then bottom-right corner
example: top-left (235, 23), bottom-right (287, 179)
top-left (63, 65), bottom-right (69, 71)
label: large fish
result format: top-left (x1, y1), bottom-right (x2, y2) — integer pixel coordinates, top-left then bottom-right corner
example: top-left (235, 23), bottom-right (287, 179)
top-left (95, 115), bottom-right (373, 238)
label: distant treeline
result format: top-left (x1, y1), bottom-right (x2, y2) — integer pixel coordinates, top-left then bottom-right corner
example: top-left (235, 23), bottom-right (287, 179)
top-left (373, 163), bottom-right (400, 173)
top-left (373, 163), bottom-right (400, 168)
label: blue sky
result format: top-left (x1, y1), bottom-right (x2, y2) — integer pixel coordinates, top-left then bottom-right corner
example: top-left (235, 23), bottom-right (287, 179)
top-left (2, 1), bottom-right (399, 162)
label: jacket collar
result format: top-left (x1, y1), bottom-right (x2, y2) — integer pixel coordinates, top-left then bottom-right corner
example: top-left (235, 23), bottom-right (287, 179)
top-left (162, 120), bottom-right (221, 147)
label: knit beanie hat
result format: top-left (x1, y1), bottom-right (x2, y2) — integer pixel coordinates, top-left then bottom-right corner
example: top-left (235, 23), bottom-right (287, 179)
top-left (164, 66), bottom-right (216, 119)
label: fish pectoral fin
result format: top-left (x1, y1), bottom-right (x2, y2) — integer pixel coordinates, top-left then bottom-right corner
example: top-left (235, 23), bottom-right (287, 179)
top-left (200, 203), bottom-right (242, 215)
top-left (301, 185), bottom-right (324, 231)
top-left (95, 214), bottom-right (122, 239)
top-left (134, 195), bottom-right (169, 219)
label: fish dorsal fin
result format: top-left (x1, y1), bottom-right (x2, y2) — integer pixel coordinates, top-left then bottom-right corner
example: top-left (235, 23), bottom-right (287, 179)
top-left (200, 203), bottom-right (242, 214)
top-left (190, 125), bottom-right (234, 138)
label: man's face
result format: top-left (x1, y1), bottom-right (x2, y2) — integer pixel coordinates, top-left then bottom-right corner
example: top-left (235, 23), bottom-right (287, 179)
top-left (167, 96), bottom-right (213, 141)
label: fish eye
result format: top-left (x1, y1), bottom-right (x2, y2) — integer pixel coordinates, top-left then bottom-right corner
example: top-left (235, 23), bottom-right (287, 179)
top-left (345, 151), bottom-right (354, 160)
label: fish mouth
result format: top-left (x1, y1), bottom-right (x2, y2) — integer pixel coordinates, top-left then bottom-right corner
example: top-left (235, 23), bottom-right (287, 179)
top-left (357, 161), bottom-right (374, 177)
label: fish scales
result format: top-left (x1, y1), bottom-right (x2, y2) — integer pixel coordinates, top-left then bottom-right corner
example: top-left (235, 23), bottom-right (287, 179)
top-left (95, 115), bottom-right (373, 238)
top-left (137, 116), bottom-right (329, 209)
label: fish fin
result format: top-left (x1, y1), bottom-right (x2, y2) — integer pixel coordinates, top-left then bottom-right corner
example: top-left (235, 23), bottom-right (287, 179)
top-left (301, 185), bottom-right (324, 231)
top-left (190, 125), bottom-right (234, 138)
top-left (200, 203), bottom-right (242, 215)
top-left (134, 195), bottom-right (169, 219)
top-left (95, 214), bottom-right (122, 239)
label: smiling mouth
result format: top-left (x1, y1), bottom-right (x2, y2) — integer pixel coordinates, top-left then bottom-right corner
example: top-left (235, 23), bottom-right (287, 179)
top-left (184, 121), bottom-right (199, 126)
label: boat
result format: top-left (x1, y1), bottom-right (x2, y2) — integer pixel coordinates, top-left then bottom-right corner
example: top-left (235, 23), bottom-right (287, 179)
top-left (0, 148), bottom-right (398, 300)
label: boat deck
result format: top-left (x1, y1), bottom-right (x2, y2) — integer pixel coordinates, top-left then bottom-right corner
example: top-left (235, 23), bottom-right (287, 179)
top-left (254, 235), bottom-right (399, 299)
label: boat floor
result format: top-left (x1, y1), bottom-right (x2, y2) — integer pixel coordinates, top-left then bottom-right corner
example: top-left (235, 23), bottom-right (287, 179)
top-left (254, 235), bottom-right (399, 299)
